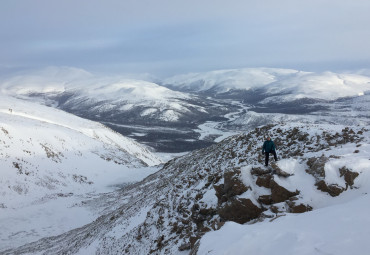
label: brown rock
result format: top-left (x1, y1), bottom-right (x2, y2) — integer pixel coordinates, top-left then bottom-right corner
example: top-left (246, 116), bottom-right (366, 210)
top-left (190, 235), bottom-right (200, 249)
top-left (178, 243), bottom-right (191, 251)
top-left (258, 195), bottom-right (273, 205)
top-left (271, 163), bottom-right (292, 177)
top-left (290, 203), bottom-right (313, 213)
top-left (199, 208), bottom-right (217, 216)
top-left (256, 174), bottom-right (272, 188)
top-left (315, 180), bottom-right (344, 197)
top-left (339, 167), bottom-right (359, 188)
top-left (218, 198), bottom-right (263, 224)
top-left (213, 184), bottom-right (224, 200)
top-left (306, 155), bottom-right (329, 179)
top-left (223, 169), bottom-right (249, 198)
top-left (270, 179), bottom-right (299, 203)
top-left (251, 167), bottom-right (271, 176)
top-left (270, 205), bottom-right (283, 214)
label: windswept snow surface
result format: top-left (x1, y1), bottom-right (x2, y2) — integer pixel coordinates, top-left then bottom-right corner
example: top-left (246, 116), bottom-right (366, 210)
top-left (0, 94), bottom-right (162, 249)
top-left (198, 195), bottom-right (370, 255)
top-left (163, 68), bottom-right (370, 101)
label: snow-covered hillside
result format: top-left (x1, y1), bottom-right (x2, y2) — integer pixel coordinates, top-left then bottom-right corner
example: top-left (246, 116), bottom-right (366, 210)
top-left (0, 94), bottom-right (162, 249)
top-left (0, 67), bottom-right (205, 123)
top-left (0, 93), bottom-right (162, 199)
top-left (163, 68), bottom-right (370, 101)
top-left (163, 68), bottom-right (299, 92)
top-left (4, 123), bottom-right (369, 254)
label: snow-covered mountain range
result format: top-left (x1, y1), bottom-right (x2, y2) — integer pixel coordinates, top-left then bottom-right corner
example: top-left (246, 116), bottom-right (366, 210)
top-left (1, 67), bottom-right (198, 123)
top-left (0, 67), bottom-right (236, 152)
top-left (1, 66), bottom-right (370, 254)
top-left (3, 67), bottom-right (370, 153)
top-left (163, 67), bottom-right (370, 101)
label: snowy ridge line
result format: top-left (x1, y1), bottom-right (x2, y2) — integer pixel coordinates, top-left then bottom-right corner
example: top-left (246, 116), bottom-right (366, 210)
top-left (3, 123), bottom-right (370, 254)
top-left (163, 67), bottom-right (370, 101)
top-left (0, 67), bottom-right (208, 126)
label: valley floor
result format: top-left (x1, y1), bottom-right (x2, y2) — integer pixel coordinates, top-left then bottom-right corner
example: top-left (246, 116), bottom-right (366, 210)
top-left (0, 165), bottom-right (160, 251)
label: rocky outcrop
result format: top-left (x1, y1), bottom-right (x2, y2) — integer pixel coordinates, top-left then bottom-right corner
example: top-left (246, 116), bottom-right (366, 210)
top-left (218, 198), bottom-right (263, 224)
top-left (256, 174), bottom-right (272, 188)
top-left (270, 163), bottom-right (293, 177)
top-left (270, 179), bottom-right (300, 203)
top-left (223, 168), bottom-right (250, 198)
top-left (214, 168), bottom-right (250, 203)
top-left (216, 166), bottom-right (302, 224)
top-left (306, 155), bottom-right (328, 179)
top-left (251, 167), bottom-right (271, 176)
top-left (315, 180), bottom-right (344, 197)
top-left (339, 166), bottom-right (359, 189)
top-left (287, 202), bottom-right (313, 213)
top-left (255, 173), bottom-right (299, 204)
top-left (305, 156), bottom-right (359, 196)
top-left (215, 168), bottom-right (262, 224)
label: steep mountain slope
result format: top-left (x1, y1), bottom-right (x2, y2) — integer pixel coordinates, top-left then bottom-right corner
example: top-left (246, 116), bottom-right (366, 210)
top-left (0, 94), bottom-right (162, 249)
top-left (0, 93), bottom-right (162, 198)
top-left (4, 123), bottom-right (369, 254)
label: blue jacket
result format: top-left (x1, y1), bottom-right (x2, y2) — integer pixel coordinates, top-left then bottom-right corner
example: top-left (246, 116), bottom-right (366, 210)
top-left (262, 140), bottom-right (276, 153)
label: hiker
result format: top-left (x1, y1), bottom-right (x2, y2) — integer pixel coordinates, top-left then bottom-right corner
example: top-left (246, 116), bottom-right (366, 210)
top-left (262, 137), bottom-right (277, 167)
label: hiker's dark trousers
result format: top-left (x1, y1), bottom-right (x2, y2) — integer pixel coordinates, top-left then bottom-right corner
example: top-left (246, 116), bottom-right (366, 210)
top-left (265, 150), bottom-right (277, 166)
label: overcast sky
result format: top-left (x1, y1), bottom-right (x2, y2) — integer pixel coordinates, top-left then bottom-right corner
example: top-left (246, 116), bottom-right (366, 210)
top-left (1, 0), bottom-right (370, 77)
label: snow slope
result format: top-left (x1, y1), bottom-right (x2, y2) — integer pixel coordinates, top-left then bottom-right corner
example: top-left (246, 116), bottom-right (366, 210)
top-left (198, 195), bottom-right (370, 255)
top-left (0, 94), bottom-right (161, 202)
top-left (0, 94), bottom-right (162, 249)
top-left (163, 68), bottom-right (370, 101)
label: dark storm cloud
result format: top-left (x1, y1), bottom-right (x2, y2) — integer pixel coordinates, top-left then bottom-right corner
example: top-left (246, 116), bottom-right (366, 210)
top-left (1, 0), bottom-right (370, 76)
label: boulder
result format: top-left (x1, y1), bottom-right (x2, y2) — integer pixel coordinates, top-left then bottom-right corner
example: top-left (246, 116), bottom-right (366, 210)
top-left (214, 168), bottom-right (249, 203)
top-left (270, 163), bottom-right (292, 177)
top-left (339, 166), bottom-right (359, 188)
top-left (306, 155), bottom-right (328, 179)
top-left (288, 203), bottom-right (313, 213)
top-left (270, 179), bottom-right (299, 203)
top-left (315, 180), bottom-right (344, 197)
top-left (251, 167), bottom-right (271, 176)
top-left (218, 198), bottom-right (263, 224)
top-left (256, 174), bottom-right (272, 188)
top-left (258, 195), bottom-right (273, 205)
top-left (223, 169), bottom-right (249, 198)
top-left (213, 184), bottom-right (224, 200)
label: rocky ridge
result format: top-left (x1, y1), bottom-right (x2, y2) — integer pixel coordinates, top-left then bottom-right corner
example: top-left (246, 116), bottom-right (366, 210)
top-left (3, 124), bottom-right (368, 255)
